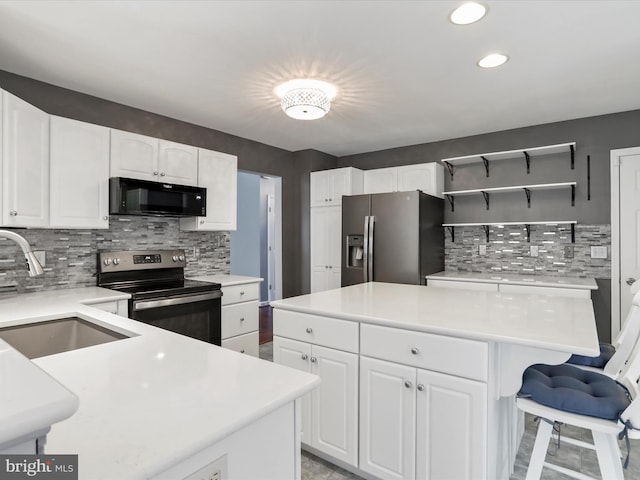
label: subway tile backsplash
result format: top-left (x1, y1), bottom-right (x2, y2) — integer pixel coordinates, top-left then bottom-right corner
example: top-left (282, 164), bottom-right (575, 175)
top-left (444, 224), bottom-right (611, 279)
top-left (0, 216), bottom-right (230, 295)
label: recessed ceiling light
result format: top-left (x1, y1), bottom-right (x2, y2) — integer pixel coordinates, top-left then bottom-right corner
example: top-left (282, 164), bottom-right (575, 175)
top-left (275, 79), bottom-right (337, 120)
top-left (478, 53), bottom-right (508, 68)
top-left (450, 2), bottom-right (487, 25)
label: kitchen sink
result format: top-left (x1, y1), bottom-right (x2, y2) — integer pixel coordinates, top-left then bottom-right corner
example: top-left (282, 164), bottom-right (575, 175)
top-left (0, 317), bottom-right (128, 359)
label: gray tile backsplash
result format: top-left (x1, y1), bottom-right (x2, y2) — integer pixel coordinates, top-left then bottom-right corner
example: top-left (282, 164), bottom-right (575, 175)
top-left (444, 224), bottom-right (611, 278)
top-left (0, 216), bottom-right (230, 295)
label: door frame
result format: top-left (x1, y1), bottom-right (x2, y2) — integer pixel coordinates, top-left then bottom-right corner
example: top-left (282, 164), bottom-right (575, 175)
top-left (611, 146), bottom-right (640, 340)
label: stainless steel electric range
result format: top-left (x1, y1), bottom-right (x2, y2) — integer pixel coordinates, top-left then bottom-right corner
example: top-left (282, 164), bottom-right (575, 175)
top-left (97, 249), bottom-right (222, 345)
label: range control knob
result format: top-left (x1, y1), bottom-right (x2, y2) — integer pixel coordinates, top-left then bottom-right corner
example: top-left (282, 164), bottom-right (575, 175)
top-left (172, 255), bottom-right (179, 262)
top-left (113, 258), bottom-right (120, 265)
top-left (103, 258), bottom-right (112, 266)
top-left (178, 255), bottom-right (185, 262)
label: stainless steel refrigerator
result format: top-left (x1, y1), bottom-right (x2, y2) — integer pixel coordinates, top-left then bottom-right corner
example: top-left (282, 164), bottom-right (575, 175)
top-left (341, 190), bottom-right (444, 286)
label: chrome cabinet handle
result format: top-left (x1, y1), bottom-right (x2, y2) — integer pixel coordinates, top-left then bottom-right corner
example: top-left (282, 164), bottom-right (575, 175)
top-left (404, 380), bottom-right (413, 389)
top-left (103, 215), bottom-right (109, 220)
top-left (410, 347), bottom-right (419, 355)
top-left (306, 327), bottom-right (313, 333)
top-left (200, 219), bottom-right (205, 224)
top-left (160, 172), bottom-right (166, 176)
top-left (417, 384), bottom-right (425, 392)
top-left (310, 357), bottom-right (317, 363)
top-left (240, 291), bottom-right (245, 295)
top-left (240, 349), bottom-right (245, 353)
top-left (627, 278), bottom-right (637, 286)
top-left (240, 317), bottom-right (245, 322)
top-left (153, 171), bottom-right (159, 176)
top-left (9, 211), bottom-right (17, 216)
top-left (301, 354), bottom-right (308, 361)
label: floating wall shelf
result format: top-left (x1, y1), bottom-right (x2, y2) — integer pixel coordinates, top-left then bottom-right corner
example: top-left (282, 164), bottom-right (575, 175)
top-left (443, 221), bottom-right (577, 243)
top-left (441, 142), bottom-right (576, 180)
top-left (443, 182), bottom-right (576, 211)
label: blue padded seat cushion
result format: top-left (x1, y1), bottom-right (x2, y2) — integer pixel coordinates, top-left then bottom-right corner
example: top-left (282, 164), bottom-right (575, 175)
top-left (567, 342), bottom-right (615, 368)
top-left (519, 363), bottom-right (631, 420)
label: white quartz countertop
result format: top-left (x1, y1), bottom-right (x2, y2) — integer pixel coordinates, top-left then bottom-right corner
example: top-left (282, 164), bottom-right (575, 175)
top-left (426, 271), bottom-right (598, 290)
top-left (188, 274), bottom-right (263, 287)
top-left (0, 287), bottom-right (318, 479)
top-left (271, 282), bottom-right (598, 356)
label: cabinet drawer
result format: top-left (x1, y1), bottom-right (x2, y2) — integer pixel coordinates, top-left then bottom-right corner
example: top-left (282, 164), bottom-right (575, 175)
top-left (222, 331), bottom-right (259, 357)
top-left (360, 324), bottom-right (488, 381)
top-left (222, 283), bottom-right (259, 305)
top-left (273, 309), bottom-right (359, 353)
top-left (221, 301), bottom-right (259, 339)
top-left (498, 284), bottom-right (590, 299)
top-left (427, 279), bottom-right (498, 291)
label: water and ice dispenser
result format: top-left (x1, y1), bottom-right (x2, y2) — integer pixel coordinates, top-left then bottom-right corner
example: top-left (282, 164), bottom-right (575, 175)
top-left (346, 235), bottom-right (364, 268)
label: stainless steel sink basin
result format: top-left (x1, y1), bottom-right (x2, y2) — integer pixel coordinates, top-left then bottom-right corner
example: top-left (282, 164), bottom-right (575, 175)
top-left (0, 317), bottom-right (128, 359)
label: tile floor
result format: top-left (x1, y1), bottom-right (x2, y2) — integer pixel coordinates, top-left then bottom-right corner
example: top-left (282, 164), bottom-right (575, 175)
top-left (258, 342), bottom-right (640, 479)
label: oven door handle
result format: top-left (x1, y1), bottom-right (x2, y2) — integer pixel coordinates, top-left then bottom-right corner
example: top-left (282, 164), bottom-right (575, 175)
top-left (133, 291), bottom-right (222, 311)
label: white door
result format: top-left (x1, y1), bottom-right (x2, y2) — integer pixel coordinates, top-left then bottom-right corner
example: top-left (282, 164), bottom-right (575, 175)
top-left (310, 345), bottom-right (358, 467)
top-left (310, 207), bottom-right (330, 292)
top-left (272, 336), bottom-right (312, 444)
top-left (612, 147), bottom-right (640, 338)
top-left (267, 194), bottom-right (276, 303)
top-left (310, 170), bottom-right (329, 207)
top-left (360, 356), bottom-right (416, 480)
top-left (50, 116), bottom-right (110, 229)
top-left (157, 140), bottom-right (198, 185)
top-left (2, 91), bottom-right (49, 227)
top-left (415, 369), bottom-right (487, 480)
top-left (110, 129), bottom-right (158, 181)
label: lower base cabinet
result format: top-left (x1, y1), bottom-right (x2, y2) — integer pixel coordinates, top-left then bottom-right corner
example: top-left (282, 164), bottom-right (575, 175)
top-left (273, 336), bottom-right (358, 467)
top-left (360, 356), bottom-right (487, 480)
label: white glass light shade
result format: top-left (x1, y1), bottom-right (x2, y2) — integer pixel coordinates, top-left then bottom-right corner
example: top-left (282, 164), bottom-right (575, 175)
top-left (275, 79), bottom-right (337, 120)
top-left (450, 2), bottom-right (487, 25)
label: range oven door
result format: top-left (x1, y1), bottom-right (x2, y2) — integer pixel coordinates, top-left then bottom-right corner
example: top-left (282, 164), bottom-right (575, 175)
top-left (130, 291), bottom-right (222, 345)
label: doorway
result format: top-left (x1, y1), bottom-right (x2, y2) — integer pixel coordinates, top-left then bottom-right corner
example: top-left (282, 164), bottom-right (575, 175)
top-left (611, 146), bottom-right (640, 340)
top-left (230, 171), bottom-right (282, 306)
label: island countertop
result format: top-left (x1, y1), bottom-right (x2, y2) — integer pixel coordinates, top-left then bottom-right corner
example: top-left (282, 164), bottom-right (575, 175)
top-left (270, 282), bottom-right (599, 357)
top-left (0, 287), bottom-right (318, 479)
top-left (425, 271), bottom-right (598, 290)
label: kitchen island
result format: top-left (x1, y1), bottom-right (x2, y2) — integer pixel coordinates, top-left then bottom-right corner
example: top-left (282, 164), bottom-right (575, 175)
top-left (270, 282), bottom-right (599, 480)
top-left (0, 287), bottom-right (319, 480)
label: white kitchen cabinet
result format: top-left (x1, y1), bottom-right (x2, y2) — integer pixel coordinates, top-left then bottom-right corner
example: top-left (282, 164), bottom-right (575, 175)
top-left (180, 149), bottom-right (237, 231)
top-left (87, 299), bottom-right (128, 317)
top-left (110, 129), bottom-right (198, 186)
top-left (499, 283), bottom-right (590, 298)
top-left (427, 279), bottom-right (498, 291)
top-left (363, 163), bottom-right (444, 198)
top-left (273, 336), bottom-right (358, 467)
top-left (310, 206), bottom-right (341, 293)
top-left (1, 91), bottom-right (49, 227)
top-left (50, 116), bottom-right (110, 229)
top-left (220, 281), bottom-right (260, 356)
top-left (310, 167), bottom-right (363, 207)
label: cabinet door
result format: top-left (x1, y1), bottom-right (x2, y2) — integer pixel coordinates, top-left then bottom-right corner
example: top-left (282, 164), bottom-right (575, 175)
top-left (110, 129), bottom-right (158, 181)
top-left (50, 116), bottom-right (110, 228)
top-left (157, 140), bottom-right (198, 186)
top-left (396, 163), bottom-right (443, 198)
top-left (328, 168), bottom-right (353, 206)
top-left (363, 167), bottom-right (397, 194)
top-left (2, 91), bottom-right (49, 227)
top-left (360, 356), bottom-right (416, 480)
top-left (416, 369), bottom-right (487, 480)
top-left (310, 170), bottom-right (329, 207)
top-left (310, 345), bottom-right (358, 467)
top-left (273, 336), bottom-right (312, 444)
top-left (310, 206), bottom-right (341, 293)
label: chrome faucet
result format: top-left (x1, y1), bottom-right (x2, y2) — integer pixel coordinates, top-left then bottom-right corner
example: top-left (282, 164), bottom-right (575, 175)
top-left (0, 230), bottom-right (44, 277)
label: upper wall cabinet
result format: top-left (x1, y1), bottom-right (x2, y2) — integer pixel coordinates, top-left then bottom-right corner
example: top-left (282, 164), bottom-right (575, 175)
top-left (110, 129), bottom-right (198, 186)
top-left (50, 116), bottom-right (110, 229)
top-left (180, 149), bottom-right (237, 231)
top-left (1, 91), bottom-right (50, 228)
top-left (363, 163), bottom-right (444, 198)
top-left (310, 167), bottom-right (363, 207)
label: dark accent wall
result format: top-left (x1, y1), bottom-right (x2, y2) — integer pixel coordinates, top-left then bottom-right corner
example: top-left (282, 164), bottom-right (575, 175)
top-left (0, 69), bottom-right (309, 298)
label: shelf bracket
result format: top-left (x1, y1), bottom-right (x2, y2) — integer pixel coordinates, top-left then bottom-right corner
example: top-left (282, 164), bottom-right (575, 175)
top-left (481, 191), bottom-right (490, 210)
top-left (571, 223), bottom-right (575, 243)
top-left (523, 188), bottom-right (531, 208)
top-left (481, 156), bottom-right (490, 178)
top-left (570, 144), bottom-right (575, 170)
top-left (571, 184), bottom-right (575, 206)
top-left (443, 161), bottom-right (455, 181)
top-left (482, 225), bottom-right (490, 243)
top-left (587, 155), bottom-right (591, 201)
top-left (523, 151), bottom-right (531, 174)
top-left (447, 226), bottom-right (455, 243)
top-left (525, 224), bottom-right (531, 243)
top-left (445, 194), bottom-right (455, 212)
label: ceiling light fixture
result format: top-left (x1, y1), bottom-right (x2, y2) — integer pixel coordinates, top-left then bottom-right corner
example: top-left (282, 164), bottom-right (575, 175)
top-left (478, 53), bottom-right (508, 68)
top-left (275, 79), bottom-right (337, 120)
top-left (450, 2), bottom-right (487, 25)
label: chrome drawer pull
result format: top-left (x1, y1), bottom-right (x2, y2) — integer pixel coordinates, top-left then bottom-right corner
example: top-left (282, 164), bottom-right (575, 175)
top-left (417, 384), bottom-right (425, 392)
top-left (410, 347), bottom-right (419, 355)
top-left (306, 327), bottom-right (313, 334)
top-left (301, 354), bottom-right (308, 361)
top-left (310, 357), bottom-right (317, 363)
top-left (404, 380), bottom-right (413, 389)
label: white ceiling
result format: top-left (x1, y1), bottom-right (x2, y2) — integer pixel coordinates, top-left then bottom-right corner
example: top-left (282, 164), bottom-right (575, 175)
top-left (0, 1), bottom-right (639, 157)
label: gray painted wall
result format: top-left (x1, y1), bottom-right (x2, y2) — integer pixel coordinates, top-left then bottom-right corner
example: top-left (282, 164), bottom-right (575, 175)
top-left (230, 172), bottom-right (261, 280)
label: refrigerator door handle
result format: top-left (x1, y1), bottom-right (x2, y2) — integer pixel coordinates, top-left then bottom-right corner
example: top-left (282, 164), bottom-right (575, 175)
top-left (368, 215), bottom-right (375, 281)
top-left (363, 216), bottom-right (370, 282)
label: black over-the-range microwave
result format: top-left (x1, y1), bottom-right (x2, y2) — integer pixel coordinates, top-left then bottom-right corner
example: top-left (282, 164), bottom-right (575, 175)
top-left (109, 177), bottom-right (207, 217)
